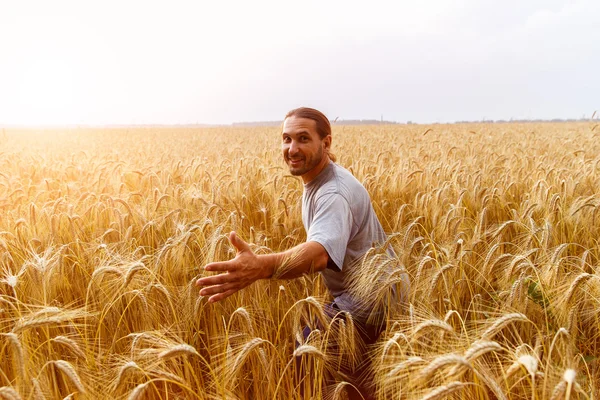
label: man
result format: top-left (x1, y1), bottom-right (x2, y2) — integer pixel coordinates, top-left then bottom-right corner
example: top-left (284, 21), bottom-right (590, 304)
top-left (196, 107), bottom-right (408, 396)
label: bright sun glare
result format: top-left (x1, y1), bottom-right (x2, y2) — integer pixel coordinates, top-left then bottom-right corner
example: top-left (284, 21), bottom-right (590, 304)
top-left (17, 55), bottom-right (82, 125)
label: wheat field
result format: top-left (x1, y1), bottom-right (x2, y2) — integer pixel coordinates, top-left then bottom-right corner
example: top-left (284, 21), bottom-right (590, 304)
top-left (0, 122), bottom-right (599, 399)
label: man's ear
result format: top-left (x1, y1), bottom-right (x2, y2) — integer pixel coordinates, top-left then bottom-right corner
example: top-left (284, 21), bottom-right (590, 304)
top-left (323, 135), bottom-right (332, 151)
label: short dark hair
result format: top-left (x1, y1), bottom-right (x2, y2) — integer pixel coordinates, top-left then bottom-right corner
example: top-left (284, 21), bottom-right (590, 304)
top-left (284, 107), bottom-right (336, 162)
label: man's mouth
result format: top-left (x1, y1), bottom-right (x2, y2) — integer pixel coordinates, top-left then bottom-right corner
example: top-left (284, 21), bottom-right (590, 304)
top-left (288, 158), bottom-right (304, 166)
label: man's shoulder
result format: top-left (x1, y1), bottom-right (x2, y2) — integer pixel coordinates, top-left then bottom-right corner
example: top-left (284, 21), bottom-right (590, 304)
top-left (310, 163), bottom-right (368, 202)
top-left (331, 163), bottom-right (369, 195)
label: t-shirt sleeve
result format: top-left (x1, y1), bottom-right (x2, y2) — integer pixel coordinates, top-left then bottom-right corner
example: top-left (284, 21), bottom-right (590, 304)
top-left (306, 193), bottom-right (353, 270)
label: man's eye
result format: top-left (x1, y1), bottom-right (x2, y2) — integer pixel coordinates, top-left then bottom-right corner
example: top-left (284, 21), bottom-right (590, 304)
top-left (283, 137), bottom-right (291, 143)
top-left (300, 136), bottom-right (308, 142)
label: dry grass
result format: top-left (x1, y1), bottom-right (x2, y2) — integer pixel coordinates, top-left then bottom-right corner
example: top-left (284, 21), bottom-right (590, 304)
top-left (0, 122), bottom-right (599, 399)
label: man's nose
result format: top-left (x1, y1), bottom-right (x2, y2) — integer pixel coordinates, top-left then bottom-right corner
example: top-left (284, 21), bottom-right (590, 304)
top-left (288, 140), bottom-right (299, 155)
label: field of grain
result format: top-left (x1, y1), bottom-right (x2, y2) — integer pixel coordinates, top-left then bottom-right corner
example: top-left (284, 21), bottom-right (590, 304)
top-left (0, 123), bottom-right (599, 399)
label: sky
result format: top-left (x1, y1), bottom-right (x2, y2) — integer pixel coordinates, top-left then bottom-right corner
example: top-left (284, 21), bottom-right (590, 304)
top-left (0, 0), bottom-right (598, 125)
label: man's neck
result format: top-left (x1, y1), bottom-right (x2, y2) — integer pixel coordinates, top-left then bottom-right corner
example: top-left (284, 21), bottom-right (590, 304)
top-left (301, 156), bottom-right (331, 184)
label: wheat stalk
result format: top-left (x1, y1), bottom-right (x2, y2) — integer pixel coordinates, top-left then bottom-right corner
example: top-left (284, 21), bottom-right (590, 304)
top-left (90, 266), bottom-right (124, 281)
top-left (481, 313), bottom-right (529, 339)
top-left (113, 361), bottom-right (141, 391)
top-left (429, 264), bottom-right (455, 293)
top-left (129, 289), bottom-right (149, 312)
top-left (413, 319), bottom-right (454, 339)
top-left (421, 381), bottom-right (467, 400)
top-left (158, 343), bottom-right (199, 360)
top-left (416, 354), bottom-right (471, 383)
top-left (563, 368), bottom-right (576, 400)
top-left (293, 344), bottom-right (325, 359)
top-left (0, 387), bottom-right (22, 400)
top-left (53, 360), bottom-right (86, 394)
top-left (550, 380), bottom-right (567, 400)
top-left (506, 354), bottom-right (538, 381)
top-left (328, 381), bottom-right (352, 400)
top-left (563, 273), bottom-right (594, 305)
top-left (0, 333), bottom-right (24, 378)
top-left (123, 261), bottom-right (146, 288)
top-left (13, 316), bottom-right (73, 333)
top-left (464, 339), bottom-right (503, 361)
top-left (229, 306), bottom-right (254, 336)
top-left (380, 332), bottom-right (408, 361)
top-left (127, 382), bottom-right (149, 400)
top-left (386, 356), bottom-right (426, 379)
top-left (51, 336), bottom-right (85, 359)
top-left (30, 378), bottom-right (44, 400)
top-left (229, 338), bottom-right (268, 377)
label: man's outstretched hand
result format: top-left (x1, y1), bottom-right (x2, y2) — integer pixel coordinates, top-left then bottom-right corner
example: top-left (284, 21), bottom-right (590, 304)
top-left (195, 231), bottom-right (272, 303)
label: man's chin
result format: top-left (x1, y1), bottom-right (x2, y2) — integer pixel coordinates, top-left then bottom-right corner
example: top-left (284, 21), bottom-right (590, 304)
top-left (286, 162), bottom-right (307, 176)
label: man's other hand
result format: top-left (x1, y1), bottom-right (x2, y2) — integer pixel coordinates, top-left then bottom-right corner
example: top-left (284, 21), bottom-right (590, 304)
top-left (195, 231), bottom-right (271, 303)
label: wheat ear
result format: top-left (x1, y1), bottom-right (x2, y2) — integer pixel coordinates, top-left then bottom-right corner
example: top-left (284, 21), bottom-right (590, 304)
top-left (123, 262), bottom-right (145, 288)
top-left (464, 339), bottom-right (503, 361)
top-left (417, 354), bottom-right (471, 383)
top-left (158, 344), bottom-right (199, 360)
top-left (421, 381), bottom-right (467, 400)
top-left (113, 361), bottom-right (140, 391)
top-left (481, 313), bottom-right (529, 339)
top-left (413, 319), bottom-right (454, 339)
top-left (386, 356), bottom-right (426, 380)
top-left (230, 306), bottom-right (254, 336)
top-left (53, 360), bottom-right (86, 394)
top-left (30, 378), bottom-right (44, 400)
top-left (51, 336), bottom-right (85, 359)
top-left (0, 333), bottom-right (24, 378)
top-left (293, 344), bottom-right (325, 359)
top-left (0, 387), bottom-right (22, 400)
top-left (230, 338), bottom-right (267, 377)
top-left (127, 382), bottom-right (149, 400)
top-left (564, 273), bottom-right (594, 305)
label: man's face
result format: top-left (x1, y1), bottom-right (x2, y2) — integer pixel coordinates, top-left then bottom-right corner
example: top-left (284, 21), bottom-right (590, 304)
top-left (282, 116), bottom-right (330, 180)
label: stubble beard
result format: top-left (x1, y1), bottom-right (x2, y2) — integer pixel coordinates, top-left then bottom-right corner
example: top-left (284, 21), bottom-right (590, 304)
top-left (287, 145), bottom-right (323, 176)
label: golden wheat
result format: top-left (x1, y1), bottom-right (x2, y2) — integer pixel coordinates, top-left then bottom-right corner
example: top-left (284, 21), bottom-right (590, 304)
top-left (1, 123), bottom-right (598, 399)
top-left (420, 381), bottom-right (467, 400)
top-left (0, 387), bottom-right (21, 400)
top-left (158, 343), bottom-right (199, 360)
top-left (481, 313), bottom-right (530, 339)
top-left (52, 360), bottom-right (86, 394)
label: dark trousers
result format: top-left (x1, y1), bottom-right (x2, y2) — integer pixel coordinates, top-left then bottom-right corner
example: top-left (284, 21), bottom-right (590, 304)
top-left (296, 301), bottom-right (385, 399)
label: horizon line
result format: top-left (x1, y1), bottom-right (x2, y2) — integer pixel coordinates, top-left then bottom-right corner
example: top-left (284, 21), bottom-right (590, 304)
top-left (0, 116), bottom-right (596, 129)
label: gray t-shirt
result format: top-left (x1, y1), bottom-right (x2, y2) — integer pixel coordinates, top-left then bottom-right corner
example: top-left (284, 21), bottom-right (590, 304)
top-left (302, 161), bottom-right (396, 321)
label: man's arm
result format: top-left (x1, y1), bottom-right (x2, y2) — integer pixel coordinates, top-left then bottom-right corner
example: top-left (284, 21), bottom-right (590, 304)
top-left (195, 231), bottom-right (329, 303)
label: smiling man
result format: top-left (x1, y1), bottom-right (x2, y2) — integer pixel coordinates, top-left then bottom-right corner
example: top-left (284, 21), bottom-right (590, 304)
top-left (195, 107), bottom-right (401, 312)
top-left (195, 107), bottom-right (408, 398)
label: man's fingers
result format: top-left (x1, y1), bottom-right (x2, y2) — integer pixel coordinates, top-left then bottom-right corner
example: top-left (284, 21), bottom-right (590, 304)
top-left (196, 272), bottom-right (236, 287)
top-left (194, 232), bottom-right (254, 300)
top-left (199, 282), bottom-right (239, 296)
top-left (229, 231), bottom-right (251, 253)
top-left (208, 288), bottom-right (238, 303)
top-left (203, 261), bottom-right (236, 273)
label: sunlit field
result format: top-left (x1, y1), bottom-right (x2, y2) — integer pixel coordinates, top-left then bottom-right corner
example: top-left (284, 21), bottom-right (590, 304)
top-left (1, 122), bottom-right (599, 399)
